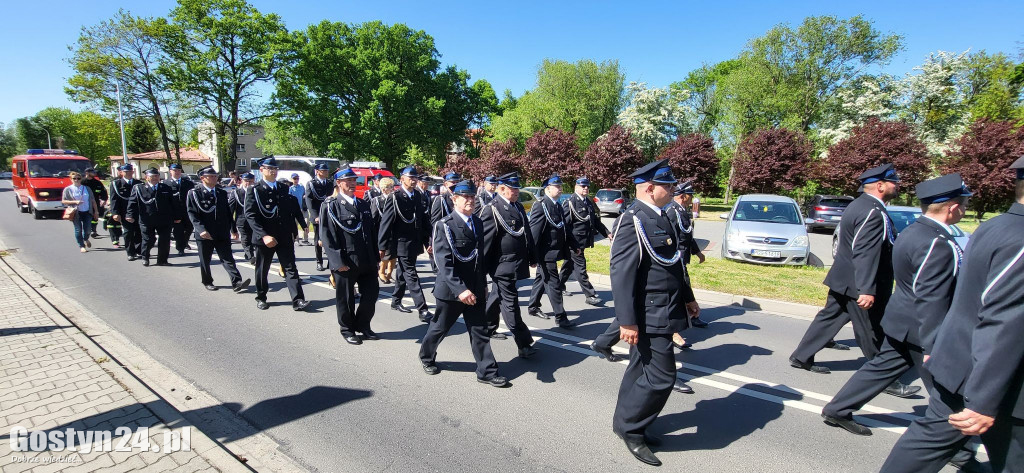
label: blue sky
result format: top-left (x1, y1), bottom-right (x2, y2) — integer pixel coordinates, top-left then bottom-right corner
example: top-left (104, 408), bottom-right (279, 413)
top-left (1, 0), bottom-right (1022, 125)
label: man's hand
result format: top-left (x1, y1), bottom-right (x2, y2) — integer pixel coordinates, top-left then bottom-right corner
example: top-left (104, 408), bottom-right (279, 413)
top-left (263, 235), bottom-right (278, 248)
top-left (199, 231), bottom-right (212, 240)
top-left (337, 265), bottom-right (350, 272)
top-left (574, 248), bottom-right (582, 255)
top-left (231, 232), bottom-right (238, 241)
top-left (125, 217), bottom-right (134, 223)
top-left (696, 252), bottom-right (706, 264)
top-left (112, 214), bottom-right (121, 222)
top-left (923, 355), bottom-right (930, 364)
top-left (458, 289), bottom-right (477, 305)
top-left (314, 217), bottom-right (319, 224)
top-left (379, 250), bottom-right (386, 259)
top-left (949, 409), bottom-right (995, 435)
top-left (686, 301), bottom-right (701, 318)
top-left (174, 219), bottom-right (181, 224)
top-left (856, 294), bottom-right (875, 309)
top-left (426, 245), bottom-right (433, 254)
top-left (619, 324), bottom-right (640, 346)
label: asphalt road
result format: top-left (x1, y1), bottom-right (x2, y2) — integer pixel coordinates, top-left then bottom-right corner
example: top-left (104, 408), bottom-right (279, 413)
top-left (0, 181), bottom-right (957, 472)
top-left (597, 213), bottom-right (836, 267)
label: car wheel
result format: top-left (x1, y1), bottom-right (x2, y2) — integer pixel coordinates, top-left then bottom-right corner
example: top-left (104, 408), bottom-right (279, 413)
top-left (832, 236), bottom-right (839, 258)
top-left (17, 195), bottom-right (28, 213)
top-left (31, 203), bottom-right (43, 220)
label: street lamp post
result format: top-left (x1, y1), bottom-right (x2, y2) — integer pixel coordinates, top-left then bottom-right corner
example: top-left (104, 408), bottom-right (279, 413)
top-left (115, 82), bottom-right (129, 164)
top-left (42, 128), bottom-right (52, 149)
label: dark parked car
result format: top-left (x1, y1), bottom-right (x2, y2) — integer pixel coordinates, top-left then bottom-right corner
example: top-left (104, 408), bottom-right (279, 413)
top-left (594, 188), bottom-right (631, 216)
top-left (805, 195), bottom-right (854, 231)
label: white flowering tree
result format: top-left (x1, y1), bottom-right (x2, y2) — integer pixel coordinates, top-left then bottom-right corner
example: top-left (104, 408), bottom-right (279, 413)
top-left (818, 75), bottom-right (899, 146)
top-left (616, 82), bottom-right (692, 158)
top-left (897, 50), bottom-right (972, 155)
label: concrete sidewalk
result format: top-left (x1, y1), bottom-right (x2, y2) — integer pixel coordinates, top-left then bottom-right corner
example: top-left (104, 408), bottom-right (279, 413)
top-left (0, 255), bottom-right (248, 473)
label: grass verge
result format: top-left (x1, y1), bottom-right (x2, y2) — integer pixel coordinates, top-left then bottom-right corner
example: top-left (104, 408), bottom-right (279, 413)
top-left (584, 245), bottom-right (827, 306)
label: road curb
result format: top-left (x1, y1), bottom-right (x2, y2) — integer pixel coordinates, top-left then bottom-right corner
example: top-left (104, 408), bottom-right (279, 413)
top-left (0, 243), bottom-right (308, 472)
top-left (588, 272), bottom-right (819, 320)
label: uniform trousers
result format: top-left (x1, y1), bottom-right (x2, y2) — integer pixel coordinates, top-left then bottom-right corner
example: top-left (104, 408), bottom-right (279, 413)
top-left (105, 211), bottom-right (123, 242)
top-left (121, 218), bottom-right (142, 257)
top-left (881, 384), bottom-right (1023, 473)
top-left (558, 250), bottom-right (598, 298)
top-left (172, 219), bottom-right (193, 251)
top-left (791, 289), bottom-right (887, 364)
top-left (235, 219), bottom-right (253, 260)
top-left (195, 237), bottom-right (242, 286)
top-left (528, 261), bottom-right (567, 317)
top-left (312, 221), bottom-right (324, 264)
top-left (419, 298), bottom-right (498, 379)
top-left (392, 254), bottom-right (427, 310)
top-left (824, 336), bottom-right (927, 419)
top-left (594, 318), bottom-right (621, 350)
top-left (140, 223), bottom-right (171, 264)
top-left (253, 236), bottom-right (304, 302)
top-left (485, 274), bottom-right (534, 348)
top-left (333, 267), bottom-right (379, 336)
top-left (613, 334), bottom-right (676, 440)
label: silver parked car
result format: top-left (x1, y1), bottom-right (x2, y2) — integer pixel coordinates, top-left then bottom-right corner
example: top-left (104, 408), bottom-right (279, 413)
top-left (720, 194), bottom-right (811, 265)
top-left (831, 205), bottom-right (971, 257)
top-left (594, 188), bottom-right (631, 216)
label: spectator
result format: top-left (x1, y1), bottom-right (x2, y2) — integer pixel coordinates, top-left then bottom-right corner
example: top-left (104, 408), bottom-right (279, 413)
top-left (288, 173), bottom-right (310, 244)
top-left (62, 172), bottom-right (100, 253)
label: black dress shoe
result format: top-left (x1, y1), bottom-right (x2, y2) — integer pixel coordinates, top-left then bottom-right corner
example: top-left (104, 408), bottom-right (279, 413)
top-left (673, 381), bottom-right (694, 394)
top-left (422, 363), bottom-right (440, 375)
top-left (585, 296), bottom-right (603, 306)
top-left (621, 436), bottom-right (661, 466)
top-left (391, 302), bottom-right (413, 313)
top-left (232, 279), bottom-right (251, 293)
top-left (561, 290), bottom-right (570, 296)
top-left (178, 249), bottom-right (185, 256)
top-left (491, 332), bottom-right (507, 340)
top-left (360, 330), bottom-right (380, 341)
top-left (142, 260), bottom-right (151, 267)
top-left (528, 308), bottom-right (550, 319)
top-left (155, 261), bottom-right (170, 266)
top-left (591, 342), bottom-right (622, 362)
top-left (343, 334), bottom-right (362, 345)
top-left (825, 340), bottom-right (851, 350)
top-left (204, 284), bottom-right (218, 291)
top-left (555, 317), bottom-right (575, 329)
top-left (418, 310), bottom-right (433, 323)
top-left (790, 357), bottom-right (831, 374)
top-left (672, 340), bottom-right (692, 350)
top-left (293, 299), bottom-right (311, 311)
top-left (128, 255), bottom-right (138, 261)
top-left (884, 381), bottom-right (922, 398)
top-left (316, 262), bottom-right (325, 272)
top-left (518, 345), bottom-right (538, 359)
top-left (690, 317), bottom-right (709, 328)
top-left (822, 413), bottom-right (872, 436)
top-left (643, 434), bottom-right (663, 447)
top-left (477, 376), bottom-right (510, 387)
top-left (256, 300), bottom-right (269, 310)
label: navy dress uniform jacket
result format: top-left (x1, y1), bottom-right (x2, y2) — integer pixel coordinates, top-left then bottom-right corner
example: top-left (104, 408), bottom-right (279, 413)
top-left (320, 195), bottom-right (380, 272)
top-left (825, 194), bottom-right (895, 297)
top-left (432, 213), bottom-right (487, 305)
top-left (304, 178), bottom-right (334, 222)
top-left (164, 177), bottom-right (195, 221)
top-left (244, 179), bottom-right (302, 244)
top-left (479, 197), bottom-right (536, 280)
top-left (610, 203), bottom-right (696, 335)
top-left (667, 202), bottom-right (702, 264)
top-left (926, 202), bottom-right (1024, 419)
top-left (879, 217), bottom-right (962, 353)
top-left (185, 186), bottom-right (234, 241)
top-left (108, 178), bottom-right (141, 216)
top-left (378, 187), bottom-right (430, 257)
top-left (127, 183), bottom-right (179, 227)
top-left (563, 193), bottom-right (610, 249)
top-left (529, 195), bottom-right (574, 262)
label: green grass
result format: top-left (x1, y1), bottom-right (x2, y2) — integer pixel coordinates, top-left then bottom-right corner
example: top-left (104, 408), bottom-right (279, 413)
top-left (584, 245), bottom-right (828, 306)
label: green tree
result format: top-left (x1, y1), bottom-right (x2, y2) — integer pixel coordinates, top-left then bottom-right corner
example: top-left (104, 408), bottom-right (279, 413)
top-left (0, 122), bottom-right (17, 170)
top-left (27, 108), bottom-right (121, 169)
top-left (66, 10), bottom-right (175, 160)
top-left (274, 20), bottom-right (492, 170)
top-left (256, 117), bottom-right (316, 156)
top-left (159, 0), bottom-right (288, 170)
top-left (125, 117), bottom-right (160, 153)
top-left (963, 51), bottom-right (1024, 122)
top-left (491, 59), bottom-right (625, 150)
top-left (671, 60), bottom-right (741, 136)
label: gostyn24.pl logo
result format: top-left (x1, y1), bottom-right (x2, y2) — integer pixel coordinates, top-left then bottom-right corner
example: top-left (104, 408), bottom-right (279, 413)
top-left (9, 426), bottom-right (191, 454)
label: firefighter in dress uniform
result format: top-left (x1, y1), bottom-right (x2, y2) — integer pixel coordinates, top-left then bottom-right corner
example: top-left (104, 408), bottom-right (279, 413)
top-left (126, 167), bottom-right (180, 267)
top-left (557, 176), bottom-right (610, 306)
top-left (108, 164), bottom-right (142, 257)
top-left (185, 165), bottom-right (251, 293)
top-left (527, 174), bottom-right (577, 328)
top-left (304, 163), bottom-right (334, 271)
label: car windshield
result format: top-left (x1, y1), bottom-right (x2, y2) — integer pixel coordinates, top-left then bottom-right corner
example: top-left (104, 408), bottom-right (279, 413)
top-left (518, 192), bottom-right (534, 202)
top-left (819, 198), bottom-right (852, 207)
top-left (27, 159), bottom-right (91, 177)
top-left (888, 209), bottom-right (922, 233)
top-left (595, 190), bottom-right (621, 200)
top-left (733, 201), bottom-right (801, 224)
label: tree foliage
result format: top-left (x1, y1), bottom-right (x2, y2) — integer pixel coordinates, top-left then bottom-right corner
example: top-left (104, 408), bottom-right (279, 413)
top-left (616, 82), bottom-right (690, 158)
top-left (522, 129), bottom-right (581, 183)
top-left (579, 125), bottom-right (645, 190)
top-left (0, 123), bottom-right (17, 170)
top-left (125, 117), bottom-right (160, 154)
top-left (659, 133), bottom-right (720, 194)
top-left (474, 139), bottom-right (523, 179)
top-left (491, 59), bottom-right (624, 150)
top-left (274, 20), bottom-right (493, 171)
top-left (816, 118), bottom-right (931, 195)
top-left (941, 120), bottom-right (1024, 218)
top-left (255, 117), bottom-right (316, 156)
top-left (731, 128), bottom-right (812, 194)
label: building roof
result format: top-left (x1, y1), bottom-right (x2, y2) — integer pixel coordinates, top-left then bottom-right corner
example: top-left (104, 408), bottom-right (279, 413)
top-left (108, 148), bottom-right (212, 163)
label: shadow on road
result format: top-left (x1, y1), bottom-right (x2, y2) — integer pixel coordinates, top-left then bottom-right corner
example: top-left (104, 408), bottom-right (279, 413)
top-left (0, 325), bottom-right (75, 336)
top-left (651, 386), bottom-right (787, 452)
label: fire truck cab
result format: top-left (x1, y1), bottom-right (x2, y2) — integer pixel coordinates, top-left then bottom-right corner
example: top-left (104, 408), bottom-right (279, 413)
top-left (11, 149), bottom-right (93, 219)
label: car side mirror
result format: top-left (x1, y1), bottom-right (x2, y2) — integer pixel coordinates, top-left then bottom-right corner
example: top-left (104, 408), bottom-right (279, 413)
top-left (804, 218), bottom-right (815, 225)
top-left (719, 213), bottom-right (729, 220)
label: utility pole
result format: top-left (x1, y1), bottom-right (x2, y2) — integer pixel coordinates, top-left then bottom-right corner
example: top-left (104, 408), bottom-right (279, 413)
top-left (115, 82), bottom-right (128, 164)
top-left (42, 128), bottom-right (52, 149)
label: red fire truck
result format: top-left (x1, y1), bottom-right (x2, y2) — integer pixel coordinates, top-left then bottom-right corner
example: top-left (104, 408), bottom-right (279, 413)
top-left (11, 149), bottom-right (93, 219)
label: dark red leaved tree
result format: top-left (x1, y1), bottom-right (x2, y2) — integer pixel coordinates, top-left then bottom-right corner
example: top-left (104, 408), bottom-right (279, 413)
top-left (476, 139), bottom-right (524, 179)
top-left (523, 129), bottom-right (581, 183)
top-left (659, 133), bottom-right (719, 194)
top-left (439, 152), bottom-right (478, 180)
top-left (581, 125), bottom-right (646, 190)
top-left (731, 128), bottom-right (812, 194)
top-left (816, 118), bottom-right (931, 196)
top-left (941, 119), bottom-right (1024, 218)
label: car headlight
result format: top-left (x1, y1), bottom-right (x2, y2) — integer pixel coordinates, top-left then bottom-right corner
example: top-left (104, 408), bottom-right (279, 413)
top-left (38, 191), bottom-right (50, 197)
top-left (790, 235), bottom-right (808, 247)
top-left (726, 229), bottom-right (743, 244)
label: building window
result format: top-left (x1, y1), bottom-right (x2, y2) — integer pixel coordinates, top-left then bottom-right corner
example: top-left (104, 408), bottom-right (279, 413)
top-left (237, 129), bottom-right (246, 136)
top-left (236, 144), bottom-right (246, 152)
